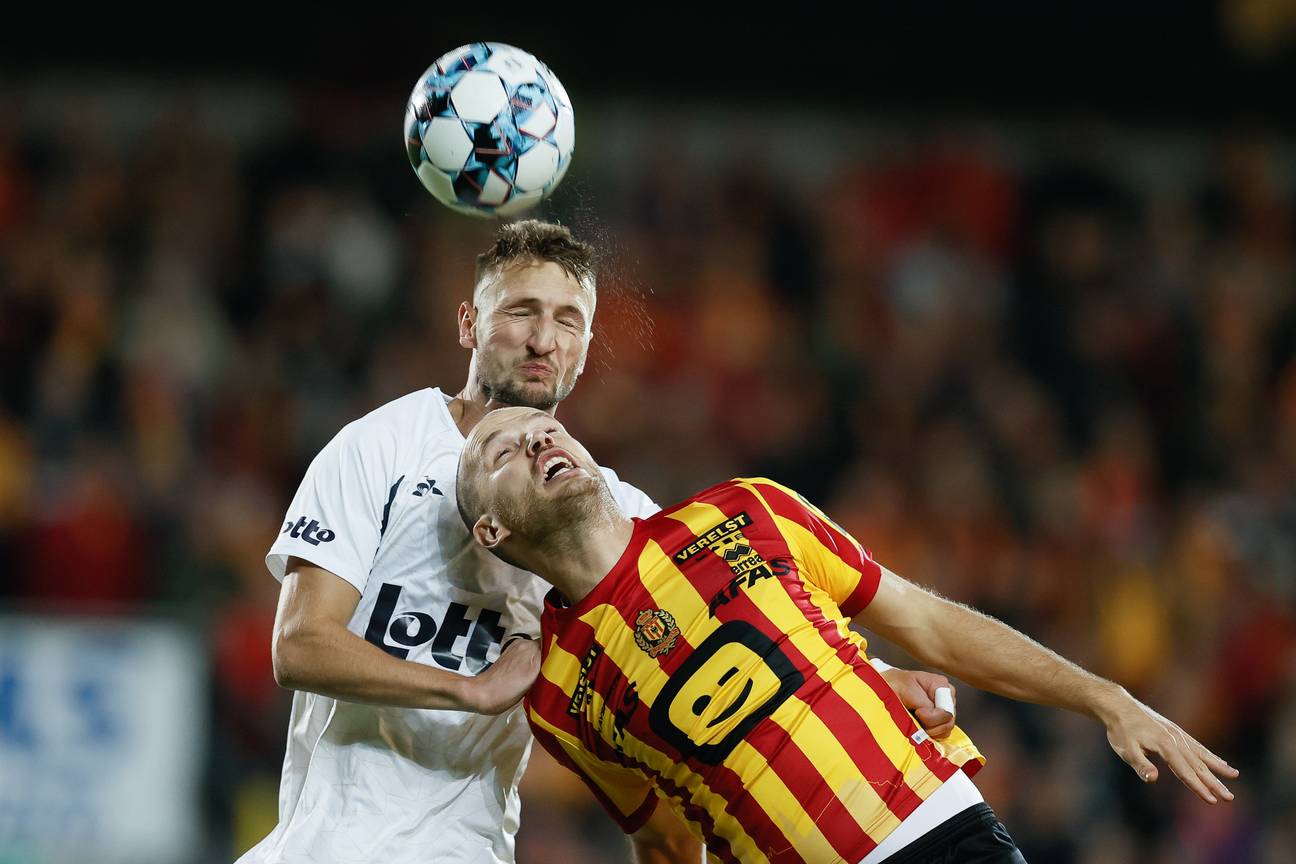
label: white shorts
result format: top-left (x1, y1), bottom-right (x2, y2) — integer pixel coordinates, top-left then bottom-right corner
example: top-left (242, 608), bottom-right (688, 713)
top-left (860, 770), bottom-right (984, 863)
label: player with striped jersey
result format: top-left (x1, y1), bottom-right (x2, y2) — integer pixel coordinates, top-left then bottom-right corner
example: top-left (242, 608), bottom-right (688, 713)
top-left (456, 407), bottom-right (1239, 864)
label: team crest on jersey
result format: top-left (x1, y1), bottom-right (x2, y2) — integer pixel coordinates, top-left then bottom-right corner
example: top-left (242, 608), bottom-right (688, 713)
top-left (634, 609), bottom-right (680, 658)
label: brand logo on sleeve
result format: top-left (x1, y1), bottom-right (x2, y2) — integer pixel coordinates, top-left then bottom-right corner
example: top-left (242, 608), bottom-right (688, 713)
top-left (281, 516), bottom-right (336, 546)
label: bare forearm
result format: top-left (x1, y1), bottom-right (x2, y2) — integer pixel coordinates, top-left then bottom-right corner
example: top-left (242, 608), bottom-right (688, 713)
top-left (865, 573), bottom-right (1123, 720)
top-left (912, 602), bottom-right (1122, 719)
top-left (271, 563), bottom-right (537, 714)
top-left (273, 625), bottom-right (472, 710)
top-left (857, 566), bottom-right (1239, 803)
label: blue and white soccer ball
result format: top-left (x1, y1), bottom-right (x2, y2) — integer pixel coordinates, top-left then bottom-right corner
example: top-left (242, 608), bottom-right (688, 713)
top-left (405, 42), bottom-right (574, 218)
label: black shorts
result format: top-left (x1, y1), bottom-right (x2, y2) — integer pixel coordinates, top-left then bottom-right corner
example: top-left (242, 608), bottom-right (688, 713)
top-left (879, 803), bottom-right (1026, 864)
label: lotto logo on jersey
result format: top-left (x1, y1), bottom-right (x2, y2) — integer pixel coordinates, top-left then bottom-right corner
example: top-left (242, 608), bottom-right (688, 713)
top-left (364, 583), bottom-right (507, 673)
top-left (281, 516), bottom-right (336, 545)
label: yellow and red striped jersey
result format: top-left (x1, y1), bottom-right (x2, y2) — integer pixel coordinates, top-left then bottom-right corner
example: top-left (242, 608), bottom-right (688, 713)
top-left (525, 478), bottom-right (984, 864)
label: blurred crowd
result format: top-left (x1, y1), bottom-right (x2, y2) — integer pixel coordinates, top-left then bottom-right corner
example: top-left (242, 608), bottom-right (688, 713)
top-left (0, 88), bottom-right (1293, 864)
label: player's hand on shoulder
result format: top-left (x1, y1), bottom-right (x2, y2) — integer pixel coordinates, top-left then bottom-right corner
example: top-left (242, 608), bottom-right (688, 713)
top-left (880, 668), bottom-right (957, 740)
top-left (471, 637), bottom-right (541, 715)
top-left (1099, 688), bottom-right (1238, 804)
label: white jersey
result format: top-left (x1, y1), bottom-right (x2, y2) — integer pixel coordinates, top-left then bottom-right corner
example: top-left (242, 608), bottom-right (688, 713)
top-left (238, 388), bottom-right (657, 864)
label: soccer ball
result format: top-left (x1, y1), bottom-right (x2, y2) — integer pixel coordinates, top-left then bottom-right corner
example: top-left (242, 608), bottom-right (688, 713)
top-left (405, 42), bottom-right (575, 218)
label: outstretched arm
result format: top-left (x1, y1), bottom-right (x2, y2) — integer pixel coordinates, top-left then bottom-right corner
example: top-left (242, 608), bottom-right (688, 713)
top-left (855, 565), bottom-right (1239, 803)
top-left (272, 558), bottom-right (538, 713)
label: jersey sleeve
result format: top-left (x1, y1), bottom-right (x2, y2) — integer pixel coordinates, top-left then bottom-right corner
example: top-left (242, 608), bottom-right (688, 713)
top-left (527, 709), bottom-right (658, 834)
top-left (265, 418), bottom-right (401, 594)
top-left (600, 467), bottom-right (660, 518)
top-left (746, 478), bottom-right (882, 617)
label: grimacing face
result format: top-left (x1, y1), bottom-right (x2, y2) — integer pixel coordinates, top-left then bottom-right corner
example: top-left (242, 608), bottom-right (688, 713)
top-left (459, 407), bottom-right (611, 552)
top-left (460, 260), bottom-right (594, 411)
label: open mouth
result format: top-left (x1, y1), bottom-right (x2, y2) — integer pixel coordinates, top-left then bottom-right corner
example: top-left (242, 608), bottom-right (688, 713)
top-left (540, 451), bottom-right (577, 484)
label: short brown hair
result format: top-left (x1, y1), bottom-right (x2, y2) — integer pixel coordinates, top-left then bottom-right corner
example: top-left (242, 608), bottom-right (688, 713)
top-left (473, 220), bottom-right (597, 305)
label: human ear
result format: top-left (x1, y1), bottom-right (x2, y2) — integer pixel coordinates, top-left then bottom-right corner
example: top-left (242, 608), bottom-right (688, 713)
top-left (472, 514), bottom-right (512, 550)
top-left (458, 301), bottom-right (477, 348)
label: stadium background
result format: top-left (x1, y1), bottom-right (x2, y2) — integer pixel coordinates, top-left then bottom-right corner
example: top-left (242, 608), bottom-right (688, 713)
top-left (2, 6), bottom-right (1295, 862)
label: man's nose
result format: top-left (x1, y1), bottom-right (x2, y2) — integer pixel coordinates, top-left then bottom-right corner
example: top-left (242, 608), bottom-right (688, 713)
top-left (526, 429), bottom-right (553, 456)
top-left (527, 316), bottom-right (557, 355)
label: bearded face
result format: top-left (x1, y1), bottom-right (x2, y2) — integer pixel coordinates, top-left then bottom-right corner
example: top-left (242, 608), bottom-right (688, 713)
top-left (490, 458), bottom-right (611, 544)
top-left (474, 343), bottom-right (581, 411)
top-left (465, 261), bottom-right (593, 411)
top-left (460, 407), bottom-right (614, 560)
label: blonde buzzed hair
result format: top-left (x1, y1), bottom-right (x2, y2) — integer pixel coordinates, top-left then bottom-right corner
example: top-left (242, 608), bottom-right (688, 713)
top-left (473, 220), bottom-right (597, 308)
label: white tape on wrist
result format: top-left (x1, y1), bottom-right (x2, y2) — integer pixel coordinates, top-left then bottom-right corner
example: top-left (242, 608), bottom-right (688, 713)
top-left (868, 657), bottom-right (894, 674)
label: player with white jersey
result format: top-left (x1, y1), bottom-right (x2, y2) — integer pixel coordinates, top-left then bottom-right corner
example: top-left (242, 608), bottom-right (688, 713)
top-left (257, 388), bottom-right (655, 863)
top-left (238, 221), bottom-right (959, 864)
top-left (236, 221), bottom-right (700, 864)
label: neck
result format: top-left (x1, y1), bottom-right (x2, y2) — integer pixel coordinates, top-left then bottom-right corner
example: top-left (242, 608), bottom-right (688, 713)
top-left (451, 365), bottom-right (555, 437)
top-left (522, 505), bottom-right (635, 606)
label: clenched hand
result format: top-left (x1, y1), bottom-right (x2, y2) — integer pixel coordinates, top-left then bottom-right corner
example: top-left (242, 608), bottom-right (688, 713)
top-left (471, 637), bottom-right (541, 714)
top-left (881, 668), bottom-right (958, 740)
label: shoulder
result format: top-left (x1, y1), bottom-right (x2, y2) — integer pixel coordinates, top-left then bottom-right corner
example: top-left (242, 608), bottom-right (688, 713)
top-left (334, 388), bottom-right (454, 452)
top-left (596, 464), bottom-right (633, 489)
top-left (355, 387), bottom-right (451, 434)
top-left (737, 477), bottom-right (835, 526)
top-left (667, 477), bottom-right (817, 526)
top-left (732, 476), bottom-right (796, 496)
top-left (598, 465), bottom-right (659, 517)
top-left (665, 476), bottom-right (790, 507)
